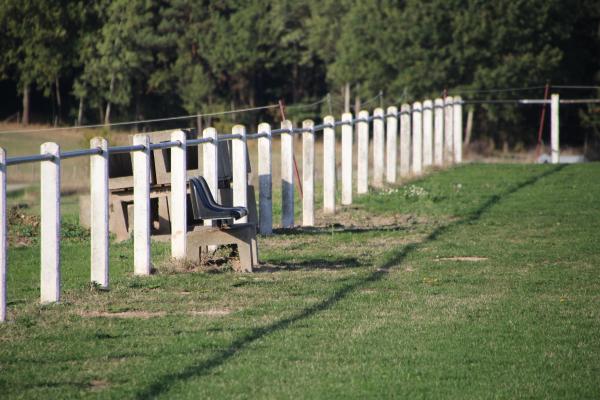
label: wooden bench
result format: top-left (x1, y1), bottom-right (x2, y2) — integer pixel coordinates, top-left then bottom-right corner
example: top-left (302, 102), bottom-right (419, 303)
top-left (186, 176), bottom-right (258, 272)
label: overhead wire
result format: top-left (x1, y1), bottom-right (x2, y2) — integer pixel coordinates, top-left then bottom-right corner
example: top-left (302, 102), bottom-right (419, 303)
top-left (551, 85), bottom-right (600, 90)
top-left (286, 95), bottom-right (329, 110)
top-left (450, 86), bottom-right (547, 95)
top-left (353, 92), bottom-right (383, 110)
top-left (4, 84), bottom-right (599, 136)
top-left (0, 104), bottom-right (280, 135)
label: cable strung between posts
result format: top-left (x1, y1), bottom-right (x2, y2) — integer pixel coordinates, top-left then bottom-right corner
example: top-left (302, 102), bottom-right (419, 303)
top-left (0, 104), bottom-right (280, 135)
top-left (354, 93), bottom-right (383, 110)
top-left (462, 98), bottom-right (600, 105)
top-left (551, 85), bottom-right (600, 90)
top-left (450, 86), bottom-right (547, 95)
top-left (286, 96), bottom-right (329, 110)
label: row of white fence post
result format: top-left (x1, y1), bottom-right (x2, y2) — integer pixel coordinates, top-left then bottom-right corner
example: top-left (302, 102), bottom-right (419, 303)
top-left (258, 123), bottom-right (272, 235)
top-left (171, 130), bottom-right (188, 259)
top-left (302, 120), bottom-right (315, 226)
top-left (90, 138), bottom-right (109, 287)
top-left (281, 121), bottom-right (295, 228)
top-left (0, 97), bottom-right (465, 319)
top-left (40, 142), bottom-right (61, 302)
top-left (323, 116), bottom-right (336, 213)
top-left (271, 98), bottom-right (463, 230)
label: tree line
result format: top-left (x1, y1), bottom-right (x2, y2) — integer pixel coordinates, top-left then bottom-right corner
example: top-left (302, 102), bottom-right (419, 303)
top-left (1, 0), bottom-right (599, 148)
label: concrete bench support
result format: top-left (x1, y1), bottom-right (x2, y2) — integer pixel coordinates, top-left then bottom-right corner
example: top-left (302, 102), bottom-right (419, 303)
top-left (186, 224), bottom-right (257, 272)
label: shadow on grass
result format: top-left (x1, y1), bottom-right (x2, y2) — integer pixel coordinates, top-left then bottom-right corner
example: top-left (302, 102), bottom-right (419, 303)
top-left (255, 257), bottom-right (362, 272)
top-left (272, 223), bottom-right (412, 236)
top-left (135, 164), bottom-right (566, 399)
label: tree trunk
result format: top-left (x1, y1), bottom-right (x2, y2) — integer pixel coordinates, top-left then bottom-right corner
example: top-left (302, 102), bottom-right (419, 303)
top-left (292, 65), bottom-right (298, 103)
top-left (55, 77), bottom-right (62, 124)
top-left (51, 83), bottom-right (56, 126)
top-left (77, 97), bottom-right (84, 126)
top-left (22, 84), bottom-right (30, 125)
top-left (249, 85), bottom-right (255, 108)
top-left (104, 74), bottom-right (115, 126)
top-left (206, 95), bottom-right (213, 127)
top-left (344, 82), bottom-right (350, 114)
top-left (464, 106), bottom-right (474, 146)
top-left (135, 86), bottom-right (141, 132)
top-left (99, 104), bottom-right (105, 124)
top-left (354, 83), bottom-right (361, 113)
top-left (105, 101), bottom-right (112, 126)
top-left (196, 113), bottom-right (202, 135)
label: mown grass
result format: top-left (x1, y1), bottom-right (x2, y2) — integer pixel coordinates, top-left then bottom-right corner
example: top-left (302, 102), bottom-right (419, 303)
top-left (1, 163), bottom-right (599, 399)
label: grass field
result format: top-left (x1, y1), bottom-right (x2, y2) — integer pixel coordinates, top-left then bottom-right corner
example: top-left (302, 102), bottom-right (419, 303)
top-left (1, 163), bottom-right (599, 399)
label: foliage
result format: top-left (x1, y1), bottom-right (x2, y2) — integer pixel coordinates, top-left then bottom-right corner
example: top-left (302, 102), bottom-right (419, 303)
top-left (0, 0), bottom-right (599, 145)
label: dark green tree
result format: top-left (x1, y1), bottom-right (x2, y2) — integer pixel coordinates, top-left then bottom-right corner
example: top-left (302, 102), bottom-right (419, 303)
top-left (0, 0), bottom-right (76, 124)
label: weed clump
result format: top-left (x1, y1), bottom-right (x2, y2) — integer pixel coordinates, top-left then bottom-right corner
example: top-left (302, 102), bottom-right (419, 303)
top-left (7, 205), bottom-right (89, 247)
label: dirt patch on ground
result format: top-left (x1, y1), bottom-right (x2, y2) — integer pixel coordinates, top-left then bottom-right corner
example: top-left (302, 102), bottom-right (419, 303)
top-left (80, 311), bottom-right (167, 319)
top-left (436, 256), bottom-right (489, 262)
top-left (316, 207), bottom-right (427, 230)
top-left (188, 309), bottom-right (231, 316)
top-left (89, 380), bottom-right (110, 391)
top-left (360, 289), bottom-right (377, 294)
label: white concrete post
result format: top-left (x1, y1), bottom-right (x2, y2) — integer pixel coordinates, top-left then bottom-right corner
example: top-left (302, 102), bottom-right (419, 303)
top-left (302, 119), bottom-right (315, 226)
top-left (423, 100), bottom-right (433, 167)
top-left (453, 96), bottom-right (463, 163)
top-left (0, 148), bottom-right (6, 321)
top-left (444, 96), bottom-right (454, 163)
top-left (434, 98), bottom-right (444, 166)
top-left (400, 104), bottom-right (411, 178)
top-left (232, 125), bottom-right (248, 224)
top-left (170, 130), bottom-right (187, 259)
top-left (281, 120), bottom-right (294, 228)
top-left (203, 127), bottom-right (218, 227)
top-left (258, 123), bottom-right (272, 234)
top-left (357, 110), bottom-right (369, 194)
top-left (372, 108), bottom-right (385, 187)
top-left (412, 102), bottom-right (423, 175)
top-left (323, 116), bottom-right (336, 214)
top-left (386, 106), bottom-right (398, 184)
top-left (341, 113), bottom-right (353, 205)
top-left (133, 134), bottom-right (151, 276)
top-left (551, 94), bottom-right (560, 164)
top-left (90, 137), bottom-right (109, 288)
top-left (40, 142), bottom-right (61, 303)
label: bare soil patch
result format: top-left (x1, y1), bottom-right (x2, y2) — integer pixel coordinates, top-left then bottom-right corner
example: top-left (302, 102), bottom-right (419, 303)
top-left (188, 309), bottom-right (231, 316)
top-left (89, 379), bottom-right (110, 391)
top-left (317, 206), bottom-right (426, 230)
top-left (436, 256), bottom-right (489, 262)
top-left (80, 311), bottom-right (166, 319)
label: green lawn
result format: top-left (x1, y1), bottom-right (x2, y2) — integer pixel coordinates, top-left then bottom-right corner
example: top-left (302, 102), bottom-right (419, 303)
top-left (1, 163), bottom-right (599, 399)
